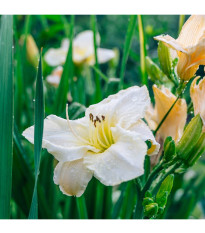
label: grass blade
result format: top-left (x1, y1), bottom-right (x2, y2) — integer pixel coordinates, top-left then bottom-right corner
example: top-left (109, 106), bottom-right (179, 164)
top-left (178, 15), bottom-right (185, 35)
top-left (138, 15), bottom-right (147, 85)
top-left (54, 15), bottom-right (74, 115)
top-left (91, 15), bottom-right (102, 102)
top-left (76, 196), bottom-right (88, 219)
top-left (0, 15), bottom-right (13, 219)
top-left (28, 51), bottom-right (44, 219)
top-left (119, 15), bottom-right (137, 90)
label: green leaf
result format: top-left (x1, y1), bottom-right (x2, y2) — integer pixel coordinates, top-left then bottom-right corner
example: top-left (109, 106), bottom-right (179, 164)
top-left (54, 15), bottom-right (74, 115)
top-left (119, 15), bottom-right (137, 90)
top-left (0, 15), bottom-right (13, 219)
top-left (138, 15), bottom-right (147, 85)
top-left (91, 15), bottom-right (102, 102)
top-left (28, 52), bottom-right (44, 219)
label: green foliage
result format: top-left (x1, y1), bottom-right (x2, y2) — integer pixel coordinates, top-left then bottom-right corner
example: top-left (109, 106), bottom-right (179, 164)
top-left (0, 15), bottom-right (13, 219)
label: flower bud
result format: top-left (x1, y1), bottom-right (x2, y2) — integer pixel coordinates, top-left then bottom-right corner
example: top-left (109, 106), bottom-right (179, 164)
top-left (163, 136), bottom-right (176, 162)
top-left (144, 203), bottom-right (158, 218)
top-left (145, 190), bottom-right (152, 198)
top-left (20, 34), bottom-right (39, 67)
top-left (176, 114), bottom-right (202, 160)
top-left (186, 132), bottom-right (205, 166)
top-left (157, 41), bottom-right (172, 78)
top-left (142, 197), bottom-right (154, 206)
top-left (145, 56), bottom-right (169, 85)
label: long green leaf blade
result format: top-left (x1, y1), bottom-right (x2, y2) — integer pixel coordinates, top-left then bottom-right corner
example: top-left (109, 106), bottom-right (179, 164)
top-left (0, 15), bottom-right (13, 219)
top-left (54, 15), bottom-right (74, 115)
top-left (28, 52), bottom-right (44, 219)
top-left (119, 15), bottom-right (137, 90)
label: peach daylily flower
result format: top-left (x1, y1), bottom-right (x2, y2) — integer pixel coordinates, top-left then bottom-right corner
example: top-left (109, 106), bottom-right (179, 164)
top-left (145, 85), bottom-right (187, 142)
top-left (190, 76), bottom-right (205, 131)
top-left (46, 66), bottom-right (63, 87)
top-left (154, 15), bottom-right (205, 81)
top-left (23, 86), bottom-right (159, 197)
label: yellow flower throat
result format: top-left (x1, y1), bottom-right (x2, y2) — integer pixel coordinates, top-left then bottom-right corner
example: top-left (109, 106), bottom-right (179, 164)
top-left (88, 113), bottom-right (114, 152)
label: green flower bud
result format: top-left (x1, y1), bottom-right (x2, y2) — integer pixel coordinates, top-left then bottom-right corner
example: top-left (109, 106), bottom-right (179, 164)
top-left (163, 137), bottom-right (176, 162)
top-left (158, 207), bottom-right (164, 215)
top-left (145, 56), bottom-right (168, 84)
top-left (144, 203), bottom-right (158, 218)
top-left (142, 197), bottom-right (154, 206)
top-left (186, 132), bottom-right (205, 166)
top-left (157, 41), bottom-right (172, 78)
top-left (145, 190), bottom-right (152, 198)
top-left (176, 114), bottom-right (202, 160)
top-left (156, 174), bottom-right (174, 207)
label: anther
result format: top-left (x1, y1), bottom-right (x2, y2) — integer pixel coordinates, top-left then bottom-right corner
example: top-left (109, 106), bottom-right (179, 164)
top-left (102, 115), bottom-right (105, 121)
top-left (94, 119), bottom-right (97, 127)
top-left (96, 116), bottom-right (101, 123)
top-left (89, 113), bottom-right (94, 122)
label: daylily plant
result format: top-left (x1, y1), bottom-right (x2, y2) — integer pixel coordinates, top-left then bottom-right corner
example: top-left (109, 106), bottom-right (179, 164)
top-left (46, 66), bottom-right (63, 87)
top-left (190, 76), bottom-right (205, 131)
top-left (145, 85), bottom-right (187, 142)
top-left (44, 30), bottom-right (115, 67)
top-left (154, 15), bottom-right (205, 81)
top-left (23, 86), bottom-right (159, 197)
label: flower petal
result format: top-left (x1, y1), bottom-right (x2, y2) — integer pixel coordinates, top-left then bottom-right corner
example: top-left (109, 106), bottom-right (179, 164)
top-left (178, 37), bottom-right (205, 80)
top-left (152, 85), bottom-right (187, 141)
top-left (128, 119), bottom-right (160, 156)
top-left (74, 30), bottom-right (100, 49)
top-left (44, 48), bottom-right (67, 66)
top-left (61, 38), bottom-right (70, 50)
top-left (22, 115), bottom-right (99, 162)
top-left (154, 35), bottom-right (187, 54)
top-left (54, 159), bottom-right (93, 197)
top-left (84, 125), bottom-right (147, 186)
top-left (86, 85), bottom-right (150, 129)
top-left (46, 66), bottom-right (63, 87)
top-left (86, 48), bottom-right (115, 65)
top-left (177, 15), bottom-right (205, 48)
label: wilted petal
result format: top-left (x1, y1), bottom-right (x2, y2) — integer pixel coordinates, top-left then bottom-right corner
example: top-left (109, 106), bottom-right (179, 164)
top-left (84, 125), bottom-right (147, 186)
top-left (128, 119), bottom-right (160, 156)
top-left (177, 15), bottom-right (205, 48)
top-left (44, 48), bottom-right (67, 66)
top-left (54, 159), bottom-right (93, 197)
top-left (190, 76), bottom-right (205, 129)
top-left (22, 115), bottom-right (99, 162)
top-left (86, 86), bottom-right (150, 129)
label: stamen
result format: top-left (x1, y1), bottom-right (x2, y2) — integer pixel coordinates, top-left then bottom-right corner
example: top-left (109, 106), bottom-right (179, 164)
top-left (102, 115), bottom-right (105, 121)
top-left (66, 104), bottom-right (89, 144)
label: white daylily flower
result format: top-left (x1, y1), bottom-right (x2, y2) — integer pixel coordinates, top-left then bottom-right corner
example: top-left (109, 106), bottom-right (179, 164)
top-left (46, 66), bottom-right (63, 87)
top-left (23, 86), bottom-right (159, 197)
top-left (44, 30), bottom-right (115, 67)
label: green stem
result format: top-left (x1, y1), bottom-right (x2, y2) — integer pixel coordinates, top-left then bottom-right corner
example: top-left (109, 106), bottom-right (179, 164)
top-left (76, 196), bottom-right (88, 219)
top-left (178, 15), bottom-right (185, 35)
top-left (119, 15), bottom-right (137, 90)
top-left (94, 181), bottom-right (104, 219)
top-left (91, 15), bottom-right (102, 102)
top-left (138, 15), bottom-right (147, 85)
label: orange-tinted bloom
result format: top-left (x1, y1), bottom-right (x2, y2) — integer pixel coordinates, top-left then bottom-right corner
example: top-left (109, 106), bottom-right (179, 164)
top-left (154, 15), bottom-right (205, 81)
top-left (145, 85), bottom-right (187, 142)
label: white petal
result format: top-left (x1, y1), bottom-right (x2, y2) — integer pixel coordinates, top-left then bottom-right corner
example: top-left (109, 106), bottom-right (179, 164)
top-left (61, 38), bottom-right (70, 50)
top-left (46, 66), bottom-right (63, 86)
top-left (44, 48), bottom-right (67, 66)
top-left (54, 159), bottom-right (93, 197)
top-left (22, 115), bottom-right (99, 162)
top-left (74, 30), bottom-right (100, 49)
top-left (86, 85), bottom-right (150, 129)
top-left (128, 119), bottom-right (160, 156)
top-left (84, 125), bottom-right (147, 186)
top-left (86, 48), bottom-right (115, 65)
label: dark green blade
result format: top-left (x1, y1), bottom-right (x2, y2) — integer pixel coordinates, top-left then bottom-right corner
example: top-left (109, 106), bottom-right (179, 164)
top-left (0, 15), bottom-right (13, 219)
top-left (28, 52), bottom-right (44, 219)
